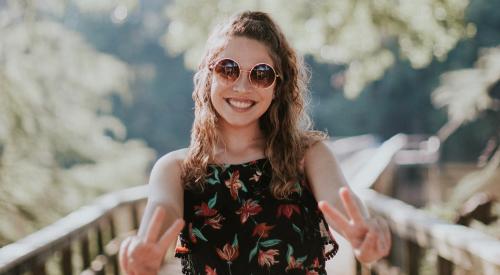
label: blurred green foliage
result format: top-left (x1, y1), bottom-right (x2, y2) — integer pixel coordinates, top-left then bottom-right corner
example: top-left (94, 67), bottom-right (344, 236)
top-left (67, 0), bottom-right (498, 161)
top-left (163, 0), bottom-right (472, 98)
top-left (1, 0), bottom-right (499, 245)
top-left (0, 1), bottom-right (155, 245)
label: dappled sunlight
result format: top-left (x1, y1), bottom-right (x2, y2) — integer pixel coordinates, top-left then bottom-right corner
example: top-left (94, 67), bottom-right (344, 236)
top-left (0, 2), bottom-right (155, 244)
top-left (163, 0), bottom-right (471, 97)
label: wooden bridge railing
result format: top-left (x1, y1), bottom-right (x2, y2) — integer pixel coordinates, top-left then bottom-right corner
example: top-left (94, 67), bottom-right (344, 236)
top-left (358, 189), bottom-right (500, 275)
top-left (350, 134), bottom-right (500, 275)
top-left (0, 186), bottom-right (148, 275)
top-left (0, 134), bottom-right (499, 275)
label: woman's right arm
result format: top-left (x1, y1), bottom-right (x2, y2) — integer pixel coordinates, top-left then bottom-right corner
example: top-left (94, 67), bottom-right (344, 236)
top-left (119, 149), bottom-right (187, 275)
top-left (138, 149), bottom-right (186, 237)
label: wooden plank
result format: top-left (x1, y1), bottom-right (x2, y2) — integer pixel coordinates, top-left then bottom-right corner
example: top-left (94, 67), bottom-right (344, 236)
top-left (348, 134), bottom-right (407, 189)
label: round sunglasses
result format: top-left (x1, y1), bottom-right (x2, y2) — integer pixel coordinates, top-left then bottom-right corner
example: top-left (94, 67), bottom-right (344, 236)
top-left (209, 58), bottom-right (280, 89)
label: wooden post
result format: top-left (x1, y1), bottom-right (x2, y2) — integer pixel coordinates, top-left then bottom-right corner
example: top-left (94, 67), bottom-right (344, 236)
top-left (437, 256), bottom-right (453, 275)
top-left (81, 234), bottom-right (91, 269)
top-left (404, 239), bottom-right (421, 275)
top-left (108, 215), bottom-right (119, 275)
top-left (32, 258), bottom-right (46, 275)
top-left (356, 259), bottom-right (362, 274)
top-left (131, 204), bottom-right (140, 230)
top-left (61, 245), bottom-right (73, 275)
top-left (97, 225), bottom-right (105, 255)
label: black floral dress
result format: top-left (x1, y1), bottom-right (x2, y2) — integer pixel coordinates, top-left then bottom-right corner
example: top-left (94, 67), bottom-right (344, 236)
top-left (175, 158), bottom-right (338, 275)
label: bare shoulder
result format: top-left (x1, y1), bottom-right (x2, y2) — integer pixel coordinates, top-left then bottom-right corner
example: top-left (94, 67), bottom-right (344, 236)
top-left (154, 148), bottom-right (188, 169)
top-left (304, 140), bottom-right (336, 165)
top-left (148, 148), bottom-right (188, 197)
top-left (152, 148), bottom-right (188, 174)
top-left (303, 140), bottom-right (348, 208)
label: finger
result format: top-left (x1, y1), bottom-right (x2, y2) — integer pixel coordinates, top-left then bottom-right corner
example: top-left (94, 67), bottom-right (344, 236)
top-left (374, 220), bottom-right (386, 251)
top-left (119, 237), bottom-right (132, 274)
top-left (385, 222), bottom-right (392, 251)
top-left (357, 226), bottom-right (378, 260)
top-left (129, 262), bottom-right (156, 275)
top-left (371, 218), bottom-right (389, 247)
top-left (129, 242), bottom-right (162, 264)
top-left (127, 236), bottom-right (143, 261)
top-left (339, 187), bottom-right (365, 224)
top-left (378, 218), bottom-right (391, 255)
top-left (145, 206), bottom-right (167, 243)
top-left (159, 219), bottom-right (185, 252)
top-left (318, 201), bottom-right (351, 233)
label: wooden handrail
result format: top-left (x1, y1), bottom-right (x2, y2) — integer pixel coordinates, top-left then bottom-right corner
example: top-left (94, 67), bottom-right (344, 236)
top-left (348, 133), bottom-right (407, 189)
top-left (358, 188), bottom-right (500, 274)
top-left (349, 134), bottom-right (500, 275)
top-left (0, 186), bottom-right (148, 274)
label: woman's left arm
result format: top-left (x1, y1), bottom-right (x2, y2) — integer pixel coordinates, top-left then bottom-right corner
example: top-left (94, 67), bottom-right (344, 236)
top-left (304, 141), bottom-right (391, 264)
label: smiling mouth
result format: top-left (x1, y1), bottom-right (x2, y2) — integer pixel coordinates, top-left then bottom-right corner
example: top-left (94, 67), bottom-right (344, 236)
top-left (226, 98), bottom-right (256, 109)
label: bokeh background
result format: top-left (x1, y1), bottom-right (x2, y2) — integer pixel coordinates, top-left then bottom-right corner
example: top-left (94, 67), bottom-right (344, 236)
top-left (1, 0), bottom-right (499, 249)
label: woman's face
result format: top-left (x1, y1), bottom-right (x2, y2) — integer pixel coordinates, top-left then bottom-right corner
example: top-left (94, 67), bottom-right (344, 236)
top-left (210, 36), bottom-right (276, 129)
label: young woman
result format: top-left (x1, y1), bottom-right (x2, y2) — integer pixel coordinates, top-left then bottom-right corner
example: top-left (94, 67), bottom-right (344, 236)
top-left (119, 11), bottom-right (391, 275)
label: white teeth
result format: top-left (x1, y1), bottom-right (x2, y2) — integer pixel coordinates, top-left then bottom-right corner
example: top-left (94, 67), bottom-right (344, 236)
top-left (228, 99), bottom-right (254, 109)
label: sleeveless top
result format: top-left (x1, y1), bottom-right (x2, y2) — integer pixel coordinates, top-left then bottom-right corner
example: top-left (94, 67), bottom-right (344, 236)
top-left (175, 158), bottom-right (338, 275)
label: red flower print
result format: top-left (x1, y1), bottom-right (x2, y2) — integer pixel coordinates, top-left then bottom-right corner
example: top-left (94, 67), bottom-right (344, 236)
top-left (205, 213), bottom-right (225, 229)
top-left (312, 257), bottom-right (320, 268)
top-left (225, 170), bottom-right (242, 200)
top-left (217, 243), bottom-right (239, 275)
top-left (175, 246), bottom-right (189, 254)
top-left (306, 270), bottom-right (319, 275)
top-left (236, 199), bottom-right (262, 224)
top-left (285, 256), bottom-right (303, 271)
top-left (194, 202), bottom-right (218, 217)
top-left (250, 170), bottom-right (262, 182)
top-left (205, 265), bottom-right (217, 275)
top-left (252, 223), bottom-right (274, 238)
top-left (257, 249), bottom-right (280, 267)
top-left (216, 243), bottom-right (239, 263)
top-left (276, 204), bottom-right (301, 219)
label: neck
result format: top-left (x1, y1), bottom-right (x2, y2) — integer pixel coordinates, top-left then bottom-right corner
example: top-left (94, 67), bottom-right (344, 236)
top-left (215, 121), bottom-right (266, 162)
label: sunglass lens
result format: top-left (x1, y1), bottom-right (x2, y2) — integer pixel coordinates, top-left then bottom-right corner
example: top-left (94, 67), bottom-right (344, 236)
top-left (251, 64), bottom-right (276, 88)
top-left (214, 59), bottom-right (239, 83)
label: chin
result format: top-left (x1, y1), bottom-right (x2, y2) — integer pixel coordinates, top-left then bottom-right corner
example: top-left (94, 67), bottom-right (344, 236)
top-left (220, 116), bottom-right (260, 128)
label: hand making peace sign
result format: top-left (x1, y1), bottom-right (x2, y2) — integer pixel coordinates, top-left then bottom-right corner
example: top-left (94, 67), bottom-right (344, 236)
top-left (318, 187), bottom-right (391, 264)
top-left (119, 207), bottom-right (184, 275)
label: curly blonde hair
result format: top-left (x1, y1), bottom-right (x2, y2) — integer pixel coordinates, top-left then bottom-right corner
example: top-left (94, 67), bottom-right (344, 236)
top-left (181, 11), bottom-right (326, 199)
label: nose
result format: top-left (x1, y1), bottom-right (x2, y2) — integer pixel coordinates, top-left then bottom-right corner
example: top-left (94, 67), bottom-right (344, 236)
top-left (233, 72), bottom-right (251, 93)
